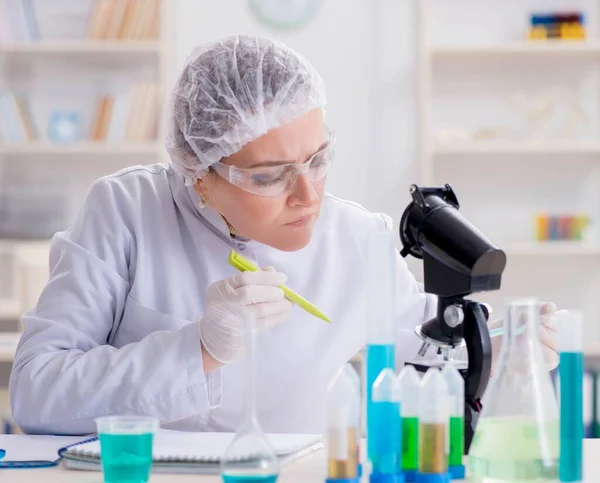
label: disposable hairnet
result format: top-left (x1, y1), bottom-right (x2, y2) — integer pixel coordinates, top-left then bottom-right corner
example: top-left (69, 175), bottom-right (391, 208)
top-left (166, 35), bottom-right (327, 185)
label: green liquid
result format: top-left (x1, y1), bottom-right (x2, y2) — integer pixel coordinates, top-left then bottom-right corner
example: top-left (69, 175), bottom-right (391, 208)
top-left (448, 416), bottom-right (464, 466)
top-left (222, 475), bottom-right (278, 483)
top-left (99, 433), bottom-right (153, 483)
top-left (401, 417), bottom-right (419, 471)
top-left (469, 417), bottom-right (558, 481)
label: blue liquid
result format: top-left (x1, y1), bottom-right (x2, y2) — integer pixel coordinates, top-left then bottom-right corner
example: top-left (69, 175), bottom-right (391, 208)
top-left (366, 344), bottom-right (395, 460)
top-left (99, 433), bottom-right (153, 483)
top-left (559, 352), bottom-right (584, 482)
top-left (222, 475), bottom-right (278, 483)
top-left (370, 401), bottom-right (401, 475)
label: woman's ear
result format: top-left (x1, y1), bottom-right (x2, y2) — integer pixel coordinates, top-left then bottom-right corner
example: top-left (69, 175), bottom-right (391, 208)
top-left (193, 172), bottom-right (218, 208)
top-left (193, 178), bottom-right (208, 207)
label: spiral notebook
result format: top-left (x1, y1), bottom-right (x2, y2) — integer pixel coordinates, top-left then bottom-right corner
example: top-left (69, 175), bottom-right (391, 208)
top-left (62, 429), bottom-right (323, 474)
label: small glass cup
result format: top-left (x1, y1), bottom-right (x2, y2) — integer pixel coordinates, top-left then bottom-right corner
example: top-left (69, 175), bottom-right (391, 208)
top-left (95, 416), bottom-right (159, 483)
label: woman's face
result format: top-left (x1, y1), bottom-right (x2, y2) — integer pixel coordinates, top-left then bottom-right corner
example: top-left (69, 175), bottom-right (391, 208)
top-left (194, 109), bottom-right (327, 251)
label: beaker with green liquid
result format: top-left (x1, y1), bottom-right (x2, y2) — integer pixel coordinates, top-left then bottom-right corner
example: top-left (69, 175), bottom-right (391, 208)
top-left (469, 297), bottom-right (559, 482)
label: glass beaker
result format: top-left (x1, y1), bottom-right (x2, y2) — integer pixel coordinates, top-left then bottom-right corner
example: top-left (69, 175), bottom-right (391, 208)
top-left (220, 311), bottom-right (279, 483)
top-left (469, 297), bottom-right (559, 482)
top-left (95, 415), bottom-right (159, 483)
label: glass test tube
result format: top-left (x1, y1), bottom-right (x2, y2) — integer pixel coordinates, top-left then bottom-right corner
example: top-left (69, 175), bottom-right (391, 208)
top-left (326, 364), bottom-right (360, 482)
top-left (558, 311), bottom-right (584, 483)
top-left (418, 369), bottom-right (449, 481)
top-left (371, 368), bottom-right (402, 478)
top-left (366, 229), bottom-right (398, 462)
top-left (441, 365), bottom-right (465, 479)
top-left (394, 365), bottom-right (421, 482)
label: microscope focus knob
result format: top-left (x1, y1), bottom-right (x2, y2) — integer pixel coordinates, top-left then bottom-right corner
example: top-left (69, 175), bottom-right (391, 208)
top-left (444, 304), bottom-right (464, 328)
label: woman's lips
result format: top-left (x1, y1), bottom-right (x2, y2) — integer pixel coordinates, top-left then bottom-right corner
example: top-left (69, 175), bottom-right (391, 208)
top-left (284, 214), bottom-right (314, 227)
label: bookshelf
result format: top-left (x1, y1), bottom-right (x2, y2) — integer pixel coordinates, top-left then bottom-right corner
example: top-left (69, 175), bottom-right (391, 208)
top-left (430, 40), bottom-right (600, 56)
top-left (0, 0), bottom-right (175, 372)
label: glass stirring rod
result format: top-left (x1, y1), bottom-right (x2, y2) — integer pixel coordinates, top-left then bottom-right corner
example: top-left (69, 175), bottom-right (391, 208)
top-left (488, 309), bottom-right (566, 338)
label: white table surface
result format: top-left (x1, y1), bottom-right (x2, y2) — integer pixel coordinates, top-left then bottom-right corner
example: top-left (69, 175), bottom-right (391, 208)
top-left (1, 439), bottom-right (600, 483)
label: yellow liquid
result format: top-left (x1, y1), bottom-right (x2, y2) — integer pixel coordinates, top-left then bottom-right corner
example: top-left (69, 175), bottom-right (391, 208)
top-left (328, 428), bottom-right (358, 479)
top-left (419, 423), bottom-right (446, 474)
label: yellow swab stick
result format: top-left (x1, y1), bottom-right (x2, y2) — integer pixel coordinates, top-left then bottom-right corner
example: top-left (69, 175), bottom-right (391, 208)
top-left (228, 250), bottom-right (332, 323)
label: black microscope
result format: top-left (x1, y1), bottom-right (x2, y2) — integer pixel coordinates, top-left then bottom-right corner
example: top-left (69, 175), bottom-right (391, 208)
top-left (398, 184), bottom-right (507, 453)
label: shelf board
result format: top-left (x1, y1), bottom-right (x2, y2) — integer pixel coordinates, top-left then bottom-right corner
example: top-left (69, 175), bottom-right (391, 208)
top-left (0, 298), bottom-right (21, 323)
top-left (0, 41), bottom-right (162, 55)
top-left (0, 142), bottom-right (163, 156)
top-left (0, 239), bottom-right (51, 262)
top-left (505, 241), bottom-right (600, 256)
top-left (432, 140), bottom-right (600, 156)
top-left (584, 342), bottom-right (600, 358)
top-left (0, 332), bottom-right (21, 363)
top-left (430, 41), bottom-right (600, 57)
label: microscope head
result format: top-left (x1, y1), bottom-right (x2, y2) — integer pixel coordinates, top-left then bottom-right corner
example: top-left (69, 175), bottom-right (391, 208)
top-left (399, 184), bottom-right (506, 298)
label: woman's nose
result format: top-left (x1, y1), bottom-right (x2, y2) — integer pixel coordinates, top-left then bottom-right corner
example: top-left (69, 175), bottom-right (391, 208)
top-left (289, 174), bottom-right (319, 206)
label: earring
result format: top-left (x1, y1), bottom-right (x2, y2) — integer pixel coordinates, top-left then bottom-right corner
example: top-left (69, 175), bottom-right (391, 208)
top-left (198, 198), bottom-right (206, 209)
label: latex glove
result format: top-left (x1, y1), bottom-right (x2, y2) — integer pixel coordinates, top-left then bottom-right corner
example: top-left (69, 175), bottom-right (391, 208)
top-left (490, 302), bottom-right (558, 371)
top-left (199, 269), bottom-right (293, 364)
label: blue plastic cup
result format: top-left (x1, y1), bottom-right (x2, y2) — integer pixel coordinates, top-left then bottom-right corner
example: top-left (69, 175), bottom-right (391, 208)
top-left (95, 416), bottom-right (159, 483)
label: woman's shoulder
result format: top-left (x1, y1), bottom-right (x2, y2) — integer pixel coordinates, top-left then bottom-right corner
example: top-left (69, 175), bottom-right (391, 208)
top-left (322, 192), bottom-right (394, 232)
top-left (96, 163), bottom-right (175, 194)
top-left (82, 163), bottom-right (181, 212)
top-left (73, 163), bottom-right (181, 231)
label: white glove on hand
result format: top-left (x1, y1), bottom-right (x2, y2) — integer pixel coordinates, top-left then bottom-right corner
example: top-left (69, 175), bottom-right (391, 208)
top-left (199, 269), bottom-right (293, 364)
top-left (490, 302), bottom-right (558, 371)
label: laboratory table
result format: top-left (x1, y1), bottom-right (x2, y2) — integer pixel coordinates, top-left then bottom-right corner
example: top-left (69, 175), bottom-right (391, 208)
top-left (2, 439), bottom-right (600, 483)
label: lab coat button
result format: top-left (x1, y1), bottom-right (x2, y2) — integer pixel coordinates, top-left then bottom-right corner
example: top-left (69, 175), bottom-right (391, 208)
top-left (238, 244), bottom-right (245, 250)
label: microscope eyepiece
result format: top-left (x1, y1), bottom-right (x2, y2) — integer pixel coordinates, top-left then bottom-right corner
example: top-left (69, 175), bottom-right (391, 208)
top-left (399, 184), bottom-right (506, 298)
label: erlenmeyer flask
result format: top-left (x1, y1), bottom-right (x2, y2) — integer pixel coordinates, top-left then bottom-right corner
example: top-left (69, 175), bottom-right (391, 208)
top-left (469, 297), bottom-right (559, 482)
top-left (220, 311), bottom-right (280, 483)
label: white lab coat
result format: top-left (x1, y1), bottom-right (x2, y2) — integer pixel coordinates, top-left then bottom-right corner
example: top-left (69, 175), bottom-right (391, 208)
top-left (9, 163), bottom-right (437, 435)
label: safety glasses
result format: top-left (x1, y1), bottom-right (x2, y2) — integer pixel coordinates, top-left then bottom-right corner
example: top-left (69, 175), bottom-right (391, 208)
top-left (211, 131), bottom-right (336, 197)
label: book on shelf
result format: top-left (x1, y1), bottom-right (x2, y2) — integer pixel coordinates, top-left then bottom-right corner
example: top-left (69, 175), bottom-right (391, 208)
top-left (87, 0), bottom-right (160, 41)
top-left (0, 93), bottom-right (37, 142)
top-left (91, 81), bottom-right (159, 143)
top-left (0, 0), bottom-right (41, 43)
top-left (0, 0), bottom-right (160, 44)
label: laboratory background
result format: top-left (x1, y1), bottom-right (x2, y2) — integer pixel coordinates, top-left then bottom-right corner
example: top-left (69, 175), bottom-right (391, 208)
top-left (0, 0), bottom-right (598, 433)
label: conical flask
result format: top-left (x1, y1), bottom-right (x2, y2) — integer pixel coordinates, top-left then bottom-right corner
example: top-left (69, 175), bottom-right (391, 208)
top-left (220, 311), bottom-right (279, 483)
top-left (469, 297), bottom-right (559, 482)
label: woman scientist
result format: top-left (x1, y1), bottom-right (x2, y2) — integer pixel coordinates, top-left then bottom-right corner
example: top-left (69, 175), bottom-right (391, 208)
top-left (9, 35), bottom-right (558, 435)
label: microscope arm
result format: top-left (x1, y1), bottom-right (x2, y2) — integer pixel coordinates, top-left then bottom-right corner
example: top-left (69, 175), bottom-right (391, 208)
top-left (463, 300), bottom-right (493, 452)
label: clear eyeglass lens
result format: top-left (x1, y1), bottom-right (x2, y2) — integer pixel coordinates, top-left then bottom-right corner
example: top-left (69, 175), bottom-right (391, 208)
top-left (222, 136), bottom-right (335, 196)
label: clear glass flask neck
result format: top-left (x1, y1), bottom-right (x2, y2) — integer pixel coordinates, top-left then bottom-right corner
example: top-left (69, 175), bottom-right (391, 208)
top-left (220, 314), bottom-right (279, 481)
top-left (497, 298), bottom-right (544, 370)
top-left (242, 323), bottom-right (258, 429)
